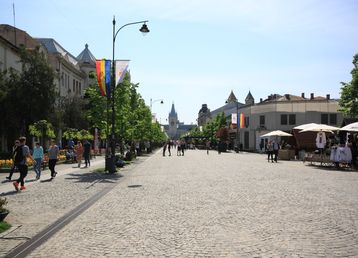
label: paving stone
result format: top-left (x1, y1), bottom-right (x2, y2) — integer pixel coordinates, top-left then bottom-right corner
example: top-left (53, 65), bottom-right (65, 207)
top-left (1, 150), bottom-right (358, 257)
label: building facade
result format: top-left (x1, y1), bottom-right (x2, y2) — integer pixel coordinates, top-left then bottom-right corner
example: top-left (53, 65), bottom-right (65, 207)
top-left (199, 92), bottom-right (344, 151)
top-left (164, 103), bottom-right (196, 139)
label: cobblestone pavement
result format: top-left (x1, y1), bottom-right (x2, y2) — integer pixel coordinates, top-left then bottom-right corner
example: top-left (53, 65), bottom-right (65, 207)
top-left (2, 150), bottom-right (358, 257)
top-left (0, 155), bottom-right (126, 257)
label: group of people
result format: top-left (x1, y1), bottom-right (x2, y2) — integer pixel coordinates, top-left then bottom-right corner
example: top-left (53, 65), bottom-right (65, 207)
top-left (163, 140), bottom-right (186, 156)
top-left (66, 140), bottom-right (92, 168)
top-left (6, 137), bottom-right (59, 191)
top-left (5, 137), bottom-right (91, 192)
top-left (265, 140), bottom-right (280, 163)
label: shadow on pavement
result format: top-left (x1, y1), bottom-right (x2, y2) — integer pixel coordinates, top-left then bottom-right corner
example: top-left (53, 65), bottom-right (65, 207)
top-left (310, 165), bottom-right (357, 173)
top-left (40, 178), bottom-right (53, 183)
top-left (0, 190), bottom-right (20, 196)
top-left (65, 172), bottom-right (123, 184)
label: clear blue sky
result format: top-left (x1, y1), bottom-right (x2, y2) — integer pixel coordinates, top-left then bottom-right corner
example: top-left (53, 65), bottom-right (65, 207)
top-left (1, 0), bottom-right (357, 124)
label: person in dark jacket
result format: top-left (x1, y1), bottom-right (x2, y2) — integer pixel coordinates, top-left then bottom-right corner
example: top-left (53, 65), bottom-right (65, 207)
top-left (83, 140), bottom-right (91, 167)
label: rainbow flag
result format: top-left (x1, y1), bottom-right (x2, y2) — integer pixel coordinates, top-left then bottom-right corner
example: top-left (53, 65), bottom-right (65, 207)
top-left (95, 60), bottom-right (111, 97)
top-left (239, 113), bottom-right (245, 128)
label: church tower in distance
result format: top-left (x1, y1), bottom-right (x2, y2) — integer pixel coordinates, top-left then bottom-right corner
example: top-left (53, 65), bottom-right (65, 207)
top-left (168, 103), bottom-right (178, 139)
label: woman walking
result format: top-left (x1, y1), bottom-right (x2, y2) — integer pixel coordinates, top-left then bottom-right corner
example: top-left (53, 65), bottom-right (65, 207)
top-left (75, 141), bottom-right (84, 168)
top-left (48, 139), bottom-right (60, 179)
top-left (33, 142), bottom-right (44, 180)
top-left (6, 140), bottom-right (20, 181)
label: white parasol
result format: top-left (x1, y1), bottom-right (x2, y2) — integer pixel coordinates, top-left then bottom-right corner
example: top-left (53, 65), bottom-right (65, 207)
top-left (293, 123), bottom-right (318, 130)
top-left (260, 130), bottom-right (293, 137)
top-left (339, 122), bottom-right (358, 132)
top-left (299, 124), bottom-right (340, 133)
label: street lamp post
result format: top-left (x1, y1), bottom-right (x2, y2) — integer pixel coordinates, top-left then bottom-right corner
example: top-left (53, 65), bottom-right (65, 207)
top-left (107, 16), bottom-right (149, 173)
top-left (150, 98), bottom-right (164, 112)
top-left (235, 100), bottom-right (239, 153)
top-left (226, 100), bottom-right (240, 153)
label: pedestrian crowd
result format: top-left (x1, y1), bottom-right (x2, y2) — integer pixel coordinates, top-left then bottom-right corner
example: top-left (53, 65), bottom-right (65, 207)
top-left (5, 137), bottom-right (91, 192)
top-left (162, 140), bottom-right (186, 157)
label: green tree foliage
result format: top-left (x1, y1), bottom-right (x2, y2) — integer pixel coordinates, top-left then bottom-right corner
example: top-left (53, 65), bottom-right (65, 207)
top-left (339, 54), bottom-right (358, 117)
top-left (0, 47), bottom-right (56, 145)
top-left (63, 128), bottom-right (79, 140)
top-left (185, 112), bottom-right (228, 145)
top-left (85, 72), bottom-right (166, 148)
top-left (29, 120), bottom-right (55, 145)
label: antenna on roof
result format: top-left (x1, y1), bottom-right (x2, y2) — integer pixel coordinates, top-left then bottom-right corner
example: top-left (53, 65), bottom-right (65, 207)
top-left (13, 2), bottom-right (17, 46)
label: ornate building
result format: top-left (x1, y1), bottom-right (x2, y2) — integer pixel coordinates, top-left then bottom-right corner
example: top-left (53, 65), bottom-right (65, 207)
top-left (198, 91), bottom-right (343, 151)
top-left (164, 103), bottom-right (196, 139)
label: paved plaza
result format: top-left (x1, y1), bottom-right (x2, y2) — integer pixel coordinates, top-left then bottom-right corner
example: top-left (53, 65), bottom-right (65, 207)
top-left (1, 149), bottom-right (358, 257)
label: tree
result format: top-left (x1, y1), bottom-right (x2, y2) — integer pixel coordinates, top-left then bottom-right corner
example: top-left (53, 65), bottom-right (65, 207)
top-left (63, 128), bottom-right (79, 140)
top-left (0, 47), bottom-right (56, 150)
top-left (339, 54), bottom-right (358, 117)
top-left (28, 120), bottom-right (56, 146)
top-left (17, 47), bottom-right (56, 134)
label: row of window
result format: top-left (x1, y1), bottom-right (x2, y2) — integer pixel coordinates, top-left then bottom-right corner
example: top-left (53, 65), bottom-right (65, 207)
top-left (61, 72), bottom-right (82, 95)
top-left (257, 113), bottom-right (337, 126)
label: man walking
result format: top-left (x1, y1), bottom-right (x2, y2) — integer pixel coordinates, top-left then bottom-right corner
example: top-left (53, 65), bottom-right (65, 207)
top-left (83, 140), bottom-right (91, 167)
top-left (13, 137), bottom-right (36, 191)
top-left (273, 140), bottom-right (280, 163)
top-left (48, 139), bottom-right (60, 179)
top-left (33, 142), bottom-right (44, 180)
top-left (6, 140), bottom-right (20, 181)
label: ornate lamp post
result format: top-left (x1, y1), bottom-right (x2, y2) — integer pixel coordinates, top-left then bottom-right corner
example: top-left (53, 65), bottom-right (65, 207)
top-left (150, 98), bottom-right (164, 111)
top-left (107, 16), bottom-right (149, 173)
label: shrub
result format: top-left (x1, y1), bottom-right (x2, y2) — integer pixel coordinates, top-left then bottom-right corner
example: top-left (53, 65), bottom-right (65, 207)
top-left (0, 198), bottom-right (8, 213)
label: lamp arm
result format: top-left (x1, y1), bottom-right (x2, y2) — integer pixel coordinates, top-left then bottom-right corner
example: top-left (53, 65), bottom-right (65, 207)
top-left (114, 20), bottom-right (149, 41)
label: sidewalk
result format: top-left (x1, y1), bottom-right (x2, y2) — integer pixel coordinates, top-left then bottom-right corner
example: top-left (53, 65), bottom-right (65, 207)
top-left (0, 156), bottom-right (105, 194)
top-left (0, 156), bottom-right (109, 257)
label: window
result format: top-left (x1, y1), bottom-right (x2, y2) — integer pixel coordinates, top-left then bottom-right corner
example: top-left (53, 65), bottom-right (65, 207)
top-left (289, 114), bottom-right (296, 125)
top-left (321, 114), bottom-right (328, 124)
top-left (244, 117), bottom-right (249, 128)
top-left (281, 114), bottom-right (287, 125)
top-left (329, 114), bottom-right (337, 125)
top-left (260, 115), bottom-right (265, 125)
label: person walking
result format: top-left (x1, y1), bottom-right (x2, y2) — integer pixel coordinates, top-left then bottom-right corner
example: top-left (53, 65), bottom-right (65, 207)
top-left (167, 140), bottom-right (172, 156)
top-left (75, 141), bottom-right (84, 167)
top-left (181, 141), bottom-right (185, 156)
top-left (33, 142), bottom-right (44, 180)
top-left (13, 137), bottom-right (36, 191)
top-left (206, 140), bottom-right (210, 155)
top-left (6, 140), bottom-right (20, 181)
top-left (48, 139), bottom-right (60, 179)
top-left (176, 140), bottom-right (181, 156)
top-left (83, 140), bottom-right (91, 167)
top-left (267, 140), bottom-right (274, 163)
top-left (273, 140), bottom-right (280, 163)
top-left (162, 142), bottom-right (167, 157)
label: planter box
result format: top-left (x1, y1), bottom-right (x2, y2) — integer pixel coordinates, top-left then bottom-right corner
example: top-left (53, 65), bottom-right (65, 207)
top-left (0, 211), bottom-right (9, 222)
top-left (278, 149), bottom-right (295, 160)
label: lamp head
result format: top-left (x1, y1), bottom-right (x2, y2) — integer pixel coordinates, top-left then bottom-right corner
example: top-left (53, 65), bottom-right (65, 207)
top-left (160, 100), bottom-right (164, 104)
top-left (139, 23), bottom-right (150, 34)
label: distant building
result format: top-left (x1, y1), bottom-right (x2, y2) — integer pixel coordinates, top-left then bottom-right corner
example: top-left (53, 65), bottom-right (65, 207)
top-left (0, 24), bottom-right (96, 99)
top-left (164, 103), bottom-right (196, 139)
top-left (0, 24), bottom-right (46, 73)
top-left (36, 38), bottom-right (94, 98)
top-left (198, 91), bottom-right (344, 151)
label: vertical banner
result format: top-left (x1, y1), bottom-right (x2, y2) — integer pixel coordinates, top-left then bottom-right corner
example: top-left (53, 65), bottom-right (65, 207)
top-left (115, 60), bottom-right (130, 85)
top-left (231, 113), bottom-right (237, 125)
top-left (94, 128), bottom-right (99, 154)
top-left (240, 113), bottom-right (245, 128)
top-left (104, 60), bottom-right (111, 97)
top-left (95, 59), bottom-right (111, 97)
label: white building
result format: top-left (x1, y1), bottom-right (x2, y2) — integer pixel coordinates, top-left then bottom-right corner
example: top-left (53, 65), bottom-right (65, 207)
top-left (199, 92), bottom-right (344, 151)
